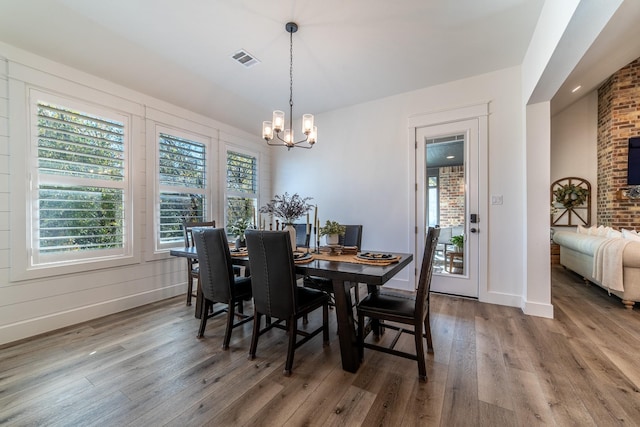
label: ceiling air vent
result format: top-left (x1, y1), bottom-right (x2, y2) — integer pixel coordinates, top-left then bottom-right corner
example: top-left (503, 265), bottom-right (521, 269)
top-left (231, 49), bottom-right (260, 68)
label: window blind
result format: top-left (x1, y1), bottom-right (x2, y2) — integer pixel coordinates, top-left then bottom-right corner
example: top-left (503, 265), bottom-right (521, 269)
top-left (158, 133), bottom-right (206, 244)
top-left (36, 101), bottom-right (126, 258)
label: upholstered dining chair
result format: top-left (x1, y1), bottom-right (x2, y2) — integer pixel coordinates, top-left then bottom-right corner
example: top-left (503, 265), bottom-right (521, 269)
top-left (303, 224), bottom-right (363, 304)
top-left (293, 223), bottom-right (311, 248)
top-left (356, 226), bottom-right (440, 382)
top-left (192, 227), bottom-right (253, 349)
top-left (182, 219), bottom-right (216, 306)
top-left (244, 229), bottom-right (329, 376)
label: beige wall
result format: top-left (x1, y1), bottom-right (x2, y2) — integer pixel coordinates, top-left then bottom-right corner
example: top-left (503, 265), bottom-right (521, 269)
top-left (551, 91), bottom-right (598, 225)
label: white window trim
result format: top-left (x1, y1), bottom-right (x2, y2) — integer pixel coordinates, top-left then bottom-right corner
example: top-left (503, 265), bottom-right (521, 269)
top-left (9, 77), bottom-right (142, 282)
top-left (30, 90), bottom-right (132, 265)
top-left (145, 118), bottom-right (217, 259)
top-left (222, 144), bottom-right (260, 230)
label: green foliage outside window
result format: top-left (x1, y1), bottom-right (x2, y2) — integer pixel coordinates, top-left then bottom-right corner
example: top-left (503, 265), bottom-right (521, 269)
top-left (36, 101), bottom-right (126, 255)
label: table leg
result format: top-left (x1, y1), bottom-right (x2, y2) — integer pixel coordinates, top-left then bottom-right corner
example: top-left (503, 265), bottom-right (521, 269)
top-left (332, 280), bottom-right (359, 373)
top-left (194, 279), bottom-right (203, 319)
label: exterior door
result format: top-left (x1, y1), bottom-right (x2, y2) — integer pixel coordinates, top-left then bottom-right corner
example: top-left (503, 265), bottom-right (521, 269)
top-left (416, 120), bottom-right (479, 298)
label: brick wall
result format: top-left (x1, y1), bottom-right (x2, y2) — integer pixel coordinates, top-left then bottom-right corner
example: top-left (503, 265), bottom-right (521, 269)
top-left (439, 166), bottom-right (465, 227)
top-left (597, 57), bottom-right (640, 229)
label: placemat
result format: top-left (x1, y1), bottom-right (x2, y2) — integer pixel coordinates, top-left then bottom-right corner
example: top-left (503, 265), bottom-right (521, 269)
top-left (294, 254), bottom-right (315, 264)
top-left (309, 251), bottom-right (400, 266)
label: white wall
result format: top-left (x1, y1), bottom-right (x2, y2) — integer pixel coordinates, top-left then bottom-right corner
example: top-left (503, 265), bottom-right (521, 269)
top-left (551, 91), bottom-right (598, 224)
top-left (0, 44), bottom-right (271, 345)
top-left (270, 66), bottom-right (529, 306)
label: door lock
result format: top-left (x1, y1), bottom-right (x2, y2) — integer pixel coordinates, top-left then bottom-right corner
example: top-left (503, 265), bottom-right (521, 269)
top-left (470, 228), bottom-right (478, 233)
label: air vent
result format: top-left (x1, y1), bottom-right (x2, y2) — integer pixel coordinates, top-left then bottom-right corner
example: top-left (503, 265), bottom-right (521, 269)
top-left (231, 49), bottom-right (260, 68)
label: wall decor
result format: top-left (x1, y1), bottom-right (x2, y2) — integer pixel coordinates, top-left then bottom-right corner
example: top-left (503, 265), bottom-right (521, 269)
top-left (551, 177), bottom-right (591, 226)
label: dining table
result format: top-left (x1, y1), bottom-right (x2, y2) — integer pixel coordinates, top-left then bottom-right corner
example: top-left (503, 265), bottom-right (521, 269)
top-left (169, 246), bottom-right (413, 373)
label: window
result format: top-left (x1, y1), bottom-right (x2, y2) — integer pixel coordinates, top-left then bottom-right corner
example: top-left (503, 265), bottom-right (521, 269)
top-left (225, 149), bottom-right (258, 234)
top-left (31, 92), bottom-right (130, 265)
top-left (157, 131), bottom-right (207, 248)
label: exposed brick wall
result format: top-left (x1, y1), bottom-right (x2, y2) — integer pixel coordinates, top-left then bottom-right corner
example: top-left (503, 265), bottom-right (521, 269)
top-left (439, 166), bottom-right (465, 227)
top-left (597, 57), bottom-right (640, 229)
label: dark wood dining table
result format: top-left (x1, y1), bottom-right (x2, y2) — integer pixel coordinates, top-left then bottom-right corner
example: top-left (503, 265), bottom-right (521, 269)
top-left (169, 246), bottom-right (413, 373)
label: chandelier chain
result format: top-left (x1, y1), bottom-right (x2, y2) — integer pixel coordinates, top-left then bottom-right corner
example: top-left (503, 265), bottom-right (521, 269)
top-left (289, 28), bottom-right (294, 131)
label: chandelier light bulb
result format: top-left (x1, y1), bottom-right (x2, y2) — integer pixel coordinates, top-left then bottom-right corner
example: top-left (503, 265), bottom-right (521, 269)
top-left (302, 114), bottom-right (314, 135)
top-left (308, 126), bottom-right (317, 144)
top-left (273, 110), bottom-right (285, 132)
top-left (262, 121), bottom-right (273, 141)
top-left (284, 129), bottom-right (293, 145)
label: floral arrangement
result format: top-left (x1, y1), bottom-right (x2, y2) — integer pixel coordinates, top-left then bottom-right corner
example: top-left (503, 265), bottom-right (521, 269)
top-left (228, 217), bottom-right (253, 239)
top-left (259, 192), bottom-right (313, 225)
top-left (553, 183), bottom-right (589, 209)
top-left (319, 220), bottom-right (346, 237)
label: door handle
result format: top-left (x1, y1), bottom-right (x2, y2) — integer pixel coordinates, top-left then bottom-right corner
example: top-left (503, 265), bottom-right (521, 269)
top-left (470, 228), bottom-right (478, 233)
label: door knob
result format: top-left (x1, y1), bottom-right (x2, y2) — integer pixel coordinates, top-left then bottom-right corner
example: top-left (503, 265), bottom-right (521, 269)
top-left (470, 228), bottom-right (478, 233)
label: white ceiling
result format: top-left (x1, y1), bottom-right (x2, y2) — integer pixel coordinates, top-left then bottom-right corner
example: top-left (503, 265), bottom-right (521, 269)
top-left (0, 0), bottom-right (639, 135)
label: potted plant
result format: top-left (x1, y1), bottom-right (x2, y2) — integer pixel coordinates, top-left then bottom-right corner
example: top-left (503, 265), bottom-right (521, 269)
top-left (259, 192), bottom-right (313, 248)
top-left (229, 217), bottom-right (252, 248)
top-left (319, 220), bottom-right (346, 245)
top-left (450, 234), bottom-right (464, 252)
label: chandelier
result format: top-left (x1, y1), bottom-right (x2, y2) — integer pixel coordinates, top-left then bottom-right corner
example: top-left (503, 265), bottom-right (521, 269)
top-left (262, 22), bottom-right (317, 150)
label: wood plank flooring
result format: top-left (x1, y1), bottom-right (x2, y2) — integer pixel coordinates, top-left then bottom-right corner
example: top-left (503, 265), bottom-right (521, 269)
top-left (2, 266), bottom-right (640, 426)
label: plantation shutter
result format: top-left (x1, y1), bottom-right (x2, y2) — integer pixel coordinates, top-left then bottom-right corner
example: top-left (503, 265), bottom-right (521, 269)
top-left (158, 133), bottom-right (207, 245)
top-left (35, 100), bottom-right (127, 261)
top-left (226, 150), bottom-right (257, 231)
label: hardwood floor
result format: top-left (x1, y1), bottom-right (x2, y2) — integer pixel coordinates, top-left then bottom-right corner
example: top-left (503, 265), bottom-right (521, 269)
top-left (2, 266), bottom-right (640, 426)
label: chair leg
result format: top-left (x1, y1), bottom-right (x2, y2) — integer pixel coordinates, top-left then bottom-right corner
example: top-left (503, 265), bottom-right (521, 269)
top-left (197, 300), bottom-right (210, 338)
top-left (357, 311), bottom-right (365, 362)
top-left (237, 300), bottom-right (244, 315)
top-left (302, 313), bottom-right (308, 324)
top-left (322, 303), bottom-right (329, 345)
top-left (424, 314), bottom-right (434, 354)
top-left (284, 316), bottom-right (297, 376)
top-left (249, 310), bottom-right (261, 360)
top-left (186, 273), bottom-right (194, 306)
top-left (414, 323), bottom-right (427, 382)
top-left (222, 301), bottom-right (236, 350)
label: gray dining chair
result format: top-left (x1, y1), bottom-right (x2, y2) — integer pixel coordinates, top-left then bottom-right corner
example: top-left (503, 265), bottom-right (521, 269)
top-left (293, 223), bottom-right (311, 248)
top-left (356, 226), bottom-right (440, 382)
top-left (192, 227), bottom-right (253, 349)
top-left (245, 229), bottom-right (329, 376)
top-left (182, 219), bottom-right (216, 306)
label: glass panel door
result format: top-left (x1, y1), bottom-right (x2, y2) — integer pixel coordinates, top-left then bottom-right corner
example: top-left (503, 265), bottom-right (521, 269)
top-left (416, 120), bottom-right (478, 298)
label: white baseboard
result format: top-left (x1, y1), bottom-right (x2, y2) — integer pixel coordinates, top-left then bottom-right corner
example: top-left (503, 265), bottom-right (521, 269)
top-left (0, 284), bottom-right (185, 346)
top-left (521, 298), bottom-right (554, 318)
top-left (481, 291), bottom-right (522, 307)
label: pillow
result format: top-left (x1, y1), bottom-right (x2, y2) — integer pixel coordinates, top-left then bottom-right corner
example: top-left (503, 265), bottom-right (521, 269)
top-left (622, 229), bottom-right (640, 241)
top-left (607, 228), bottom-right (622, 238)
top-left (587, 225), bottom-right (604, 236)
top-left (577, 225), bottom-right (589, 234)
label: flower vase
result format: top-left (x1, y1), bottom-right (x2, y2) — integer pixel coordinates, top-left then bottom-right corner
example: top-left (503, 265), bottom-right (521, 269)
top-left (235, 236), bottom-right (246, 248)
top-left (284, 224), bottom-right (297, 250)
top-left (326, 233), bottom-right (339, 245)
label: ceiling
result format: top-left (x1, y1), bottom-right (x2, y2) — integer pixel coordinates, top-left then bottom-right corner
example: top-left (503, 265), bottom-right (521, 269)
top-left (0, 0), bottom-right (639, 136)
